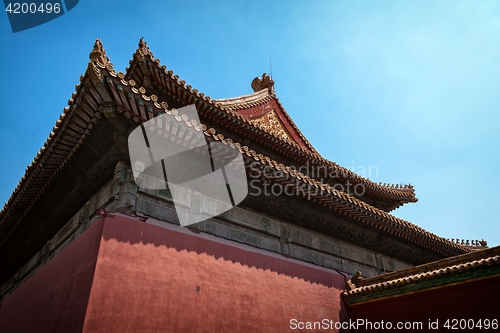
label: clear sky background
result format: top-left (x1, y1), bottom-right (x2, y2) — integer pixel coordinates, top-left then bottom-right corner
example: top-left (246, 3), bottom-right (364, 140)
top-left (1, 0), bottom-right (499, 247)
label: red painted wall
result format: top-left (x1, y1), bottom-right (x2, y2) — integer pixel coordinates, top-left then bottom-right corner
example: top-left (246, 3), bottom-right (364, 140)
top-left (0, 214), bottom-right (348, 332)
top-left (82, 214), bottom-right (348, 333)
top-left (0, 218), bottom-right (105, 333)
top-left (348, 276), bottom-right (500, 332)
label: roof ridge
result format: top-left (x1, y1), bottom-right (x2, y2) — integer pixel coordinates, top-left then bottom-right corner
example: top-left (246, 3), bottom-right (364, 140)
top-left (116, 80), bottom-right (470, 255)
top-left (271, 94), bottom-right (318, 154)
top-left (126, 38), bottom-right (241, 118)
top-left (0, 60), bottom-right (471, 256)
top-left (214, 88), bottom-right (271, 106)
top-left (123, 39), bottom-right (416, 204)
top-left (344, 251), bottom-right (500, 296)
top-left (212, 88), bottom-right (415, 200)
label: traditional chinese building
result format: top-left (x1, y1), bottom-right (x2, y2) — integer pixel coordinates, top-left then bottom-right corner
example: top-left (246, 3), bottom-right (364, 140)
top-left (0, 39), bottom-right (497, 332)
top-left (343, 246), bottom-right (499, 331)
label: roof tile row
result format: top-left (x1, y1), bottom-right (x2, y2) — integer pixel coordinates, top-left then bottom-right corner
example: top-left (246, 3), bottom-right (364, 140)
top-left (129, 40), bottom-right (418, 204)
top-left (0, 39), bottom-right (472, 256)
top-left (344, 252), bottom-right (499, 297)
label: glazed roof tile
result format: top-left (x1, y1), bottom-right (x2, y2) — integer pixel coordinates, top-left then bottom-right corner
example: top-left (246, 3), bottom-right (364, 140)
top-left (125, 39), bottom-right (418, 209)
top-left (0, 39), bottom-right (475, 258)
top-left (102, 68), bottom-right (471, 257)
top-left (214, 89), bottom-right (273, 110)
top-left (343, 246), bottom-right (500, 298)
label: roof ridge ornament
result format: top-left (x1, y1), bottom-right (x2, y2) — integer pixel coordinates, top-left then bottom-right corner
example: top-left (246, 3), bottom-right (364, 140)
top-left (137, 37), bottom-right (151, 56)
top-left (89, 38), bottom-right (111, 68)
top-left (449, 238), bottom-right (488, 249)
top-left (251, 73), bottom-right (274, 92)
top-left (346, 271), bottom-right (363, 291)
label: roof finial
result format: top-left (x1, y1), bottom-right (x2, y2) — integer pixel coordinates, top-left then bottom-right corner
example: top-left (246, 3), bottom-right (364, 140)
top-left (270, 57), bottom-right (273, 81)
top-left (251, 73), bottom-right (274, 92)
top-left (138, 37), bottom-right (150, 55)
top-left (89, 38), bottom-right (110, 66)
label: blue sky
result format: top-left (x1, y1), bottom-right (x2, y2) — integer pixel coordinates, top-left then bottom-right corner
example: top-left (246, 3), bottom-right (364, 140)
top-left (1, 0), bottom-right (499, 247)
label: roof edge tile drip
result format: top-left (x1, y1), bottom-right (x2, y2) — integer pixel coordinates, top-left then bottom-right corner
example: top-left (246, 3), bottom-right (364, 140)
top-left (343, 246), bottom-right (500, 298)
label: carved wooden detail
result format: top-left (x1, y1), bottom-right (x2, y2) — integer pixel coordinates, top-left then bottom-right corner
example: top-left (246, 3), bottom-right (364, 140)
top-left (248, 110), bottom-right (293, 143)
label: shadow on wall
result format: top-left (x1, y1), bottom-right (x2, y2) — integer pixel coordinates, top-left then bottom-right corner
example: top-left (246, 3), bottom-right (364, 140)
top-left (101, 213), bottom-right (349, 290)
